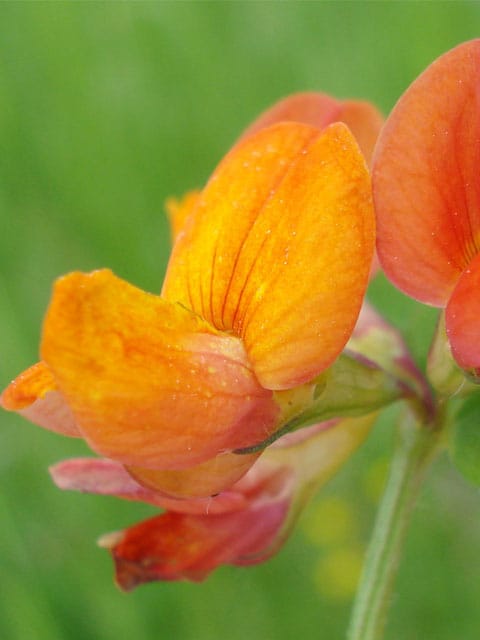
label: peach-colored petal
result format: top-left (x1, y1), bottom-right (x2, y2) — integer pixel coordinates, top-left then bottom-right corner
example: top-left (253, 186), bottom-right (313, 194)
top-left (127, 450), bottom-right (260, 499)
top-left (41, 269), bottom-right (279, 469)
top-left (50, 458), bottom-right (248, 515)
top-left (446, 252), bottom-right (480, 371)
top-left (240, 92), bottom-right (383, 166)
top-left (165, 190), bottom-right (200, 244)
top-left (163, 122), bottom-right (375, 390)
top-left (373, 39), bottom-right (480, 306)
top-left (1, 362), bottom-right (79, 436)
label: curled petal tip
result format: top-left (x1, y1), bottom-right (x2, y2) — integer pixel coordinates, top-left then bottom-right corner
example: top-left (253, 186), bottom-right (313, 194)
top-left (1, 362), bottom-right (80, 437)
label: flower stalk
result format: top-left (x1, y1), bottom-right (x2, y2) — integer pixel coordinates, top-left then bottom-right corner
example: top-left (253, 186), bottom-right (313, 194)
top-left (347, 409), bottom-right (442, 640)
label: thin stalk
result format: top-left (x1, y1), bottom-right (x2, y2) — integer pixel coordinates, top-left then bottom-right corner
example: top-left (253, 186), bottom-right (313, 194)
top-left (347, 413), bottom-right (441, 640)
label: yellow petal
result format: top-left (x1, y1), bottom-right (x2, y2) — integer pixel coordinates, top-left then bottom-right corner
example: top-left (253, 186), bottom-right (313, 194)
top-left (41, 269), bottom-right (279, 469)
top-left (163, 122), bottom-right (374, 390)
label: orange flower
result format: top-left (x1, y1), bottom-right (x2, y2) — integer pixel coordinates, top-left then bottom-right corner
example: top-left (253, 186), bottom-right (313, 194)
top-left (373, 40), bottom-right (480, 374)
top-left (2, 116), bottom-right (374, 499)
top-left (50, 414), bottom-right (375, 588)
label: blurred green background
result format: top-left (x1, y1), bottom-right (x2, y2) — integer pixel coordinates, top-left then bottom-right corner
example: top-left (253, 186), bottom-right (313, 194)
top-left (1, 2), bottom-right (480, 639)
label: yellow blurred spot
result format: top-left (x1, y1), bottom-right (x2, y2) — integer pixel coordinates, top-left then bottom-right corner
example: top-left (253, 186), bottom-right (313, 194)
top-left (362, 457), bottom-right (389, 504)
top-left (301, 496), bottom-right (357, 547)
top-left (314, 546), bottom-right (365, 601)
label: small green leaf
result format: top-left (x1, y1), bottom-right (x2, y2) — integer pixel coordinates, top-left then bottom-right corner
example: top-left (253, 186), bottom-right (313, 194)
top-left (452, 394), bottom-right (480, 486)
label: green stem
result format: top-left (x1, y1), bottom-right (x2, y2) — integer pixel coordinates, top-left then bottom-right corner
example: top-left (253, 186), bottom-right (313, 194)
top-left (347, 412), bottom-right (441, 640)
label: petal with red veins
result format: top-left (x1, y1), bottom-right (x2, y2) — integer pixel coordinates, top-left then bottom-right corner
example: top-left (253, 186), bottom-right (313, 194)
top-left (163, 122), bottom-right (375, 390)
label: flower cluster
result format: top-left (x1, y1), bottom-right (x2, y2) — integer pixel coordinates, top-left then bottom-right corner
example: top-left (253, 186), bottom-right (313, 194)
top-left (2, 40), bottom-right (480, 590)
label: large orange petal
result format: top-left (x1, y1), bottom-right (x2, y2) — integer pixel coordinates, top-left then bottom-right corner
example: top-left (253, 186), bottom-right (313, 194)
top-left (127, 450), bottom-right (260, 499)
top-left (239, 92), bottom-right (383, 166)
top-left (373, 39), bottom-right (480, 306)
top-left (445, 252), bottom-right (480, 371)
top-left (1, 362), bottom-right (80, 436)
top-left (163, 122), bottom-right (374, 390)
top-left (41, 269), bottom-right (279, 469)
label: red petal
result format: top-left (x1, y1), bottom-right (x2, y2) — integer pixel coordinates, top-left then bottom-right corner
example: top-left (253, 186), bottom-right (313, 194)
top-left (373, 39), bottom-right (480, 305)
top-left (105, 499), bottom-right (289, 588)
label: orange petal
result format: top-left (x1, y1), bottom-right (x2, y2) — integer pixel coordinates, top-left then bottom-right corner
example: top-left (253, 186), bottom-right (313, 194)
top-left (446, 252), bottom-right (480, 370)
top-left (41, 269), bottom-right (279, 469)
top-left (127, 450), bottom-right (260, 499)
top-left (373, 39), bottom-right (480, 306)
top-left (1, 362), bottom-right (79, 436)
top-left (163, 122), bottom-right (374, 390)
top-left (165, 190), bottom-right (201, 244)
top-left (240, 92), bottom-right (383, 166)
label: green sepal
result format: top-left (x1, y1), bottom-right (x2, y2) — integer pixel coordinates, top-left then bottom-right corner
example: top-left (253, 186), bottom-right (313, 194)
top-left (451, 393), bottom-right (480, 486)
top-left (235, 350), bottom-right (404, 454)
top-left (428, 311), bottom-right (479, 398)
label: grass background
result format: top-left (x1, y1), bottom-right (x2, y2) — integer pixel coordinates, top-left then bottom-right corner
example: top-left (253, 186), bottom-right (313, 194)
top-left (1, 2), bottom-right (480, 639)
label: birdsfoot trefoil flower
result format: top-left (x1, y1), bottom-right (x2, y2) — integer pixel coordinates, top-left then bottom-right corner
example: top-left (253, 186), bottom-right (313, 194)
top-left (2, 115), bottom-right (376, 499)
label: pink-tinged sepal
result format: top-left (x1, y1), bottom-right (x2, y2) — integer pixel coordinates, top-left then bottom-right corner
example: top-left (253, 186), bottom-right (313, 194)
top-left (348, 304), bottom-right (434, 420)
